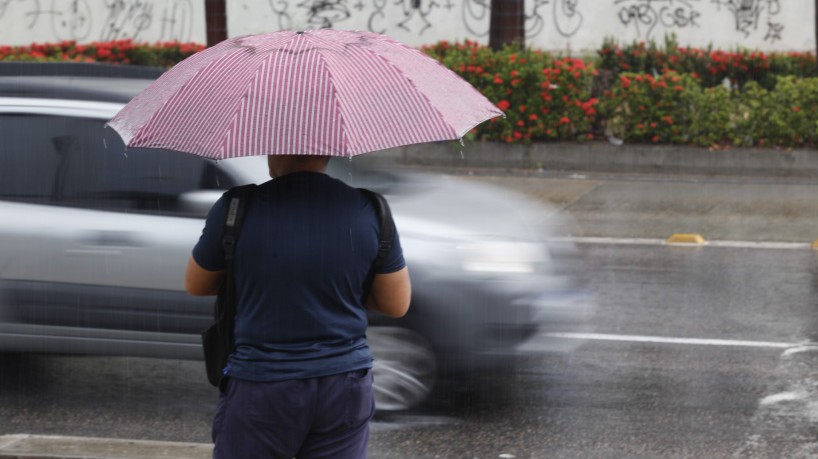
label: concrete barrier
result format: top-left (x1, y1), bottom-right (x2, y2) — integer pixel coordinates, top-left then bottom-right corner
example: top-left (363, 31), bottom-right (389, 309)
top-left (365, 141), bottom-right (818, 178)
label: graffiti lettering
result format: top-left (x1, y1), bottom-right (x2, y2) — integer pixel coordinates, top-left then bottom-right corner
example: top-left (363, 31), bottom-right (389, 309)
top-left (615, 0), bottom-right (701, 39)
top-left (764, 20), bottom-right (783, 42)
top-left (396, 0), bottom-right (439, 35)
top-left (268, 0), bottom-right (292, 30)
top-left (525, 0), bottom-right (548, 38)
top-left (0, 0), bottom-right (21, 20)
top-left (158, 0), bottom-right (193, 42)
top-left (368, 0), bottom-right (387, 33)
top-left (553, 0), bottom-right (583, 37)
top-left (462, 0), bottom-right (489, 36)
top-left (0, 0), bottom-right (194, 42)
top-left (710, 0), bottom-right (783, 40)
top-left (659, 6), bottom-right (701, 29)
top-left (100, 0), bottom-right (153, 41)
top-left (298, 0), bottom-right (350, 28)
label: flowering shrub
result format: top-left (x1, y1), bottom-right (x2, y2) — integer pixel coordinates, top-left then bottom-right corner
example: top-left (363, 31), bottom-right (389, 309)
top-left (598, 35), bottom-right (817, 90)
top-left (688, 85), bottom-right (737, 147)
top-left (0, 40), bottom-right (204, 67)
top-left (422, 41), bottom-right (598, 143)
top-left (600, 71), bottom-right (700, 144)
top-left (734, 77), bottom-right (818, 148)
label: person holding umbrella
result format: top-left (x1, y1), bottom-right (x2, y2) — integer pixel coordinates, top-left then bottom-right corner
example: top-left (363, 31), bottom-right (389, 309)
top-left (185, 153), bottom-right (410, 458)
top-left (107, 29), bottom-right (502, 458)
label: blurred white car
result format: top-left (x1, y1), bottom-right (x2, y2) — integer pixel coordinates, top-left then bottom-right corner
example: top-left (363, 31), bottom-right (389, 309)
top-left (0, 62), bottom-right (593, 410)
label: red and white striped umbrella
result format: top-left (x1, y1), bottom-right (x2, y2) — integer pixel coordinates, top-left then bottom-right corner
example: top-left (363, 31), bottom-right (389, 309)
top-left (107, 29), bottom-right (503, 159)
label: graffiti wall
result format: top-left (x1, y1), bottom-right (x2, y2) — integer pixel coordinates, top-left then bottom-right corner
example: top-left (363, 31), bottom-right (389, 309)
top-left (0, 0), bottom-right (814, 52)
top-left (229, 0), bottom-right (815, 51)
top-left (0, 0), bottom-right (205, 44)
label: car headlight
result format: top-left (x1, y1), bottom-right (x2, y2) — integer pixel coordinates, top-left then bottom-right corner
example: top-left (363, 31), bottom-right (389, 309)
top-left (456, 241), bottom-right (550, 274)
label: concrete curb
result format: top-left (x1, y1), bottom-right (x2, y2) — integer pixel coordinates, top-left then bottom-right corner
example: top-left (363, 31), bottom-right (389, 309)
top-left (0, 435), bottom-right (211, 459)
top-left (366, 141), bottom-right (818, 178)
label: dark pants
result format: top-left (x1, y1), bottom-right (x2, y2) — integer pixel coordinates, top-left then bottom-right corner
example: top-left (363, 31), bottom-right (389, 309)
top-left (212, 369), bottom-right (375, 459)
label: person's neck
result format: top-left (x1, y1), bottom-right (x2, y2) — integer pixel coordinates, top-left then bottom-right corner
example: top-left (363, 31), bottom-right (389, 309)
top-left (269, 155), bottom-right (329, 177)
top-left (279, 165), bottom-right (325, 175)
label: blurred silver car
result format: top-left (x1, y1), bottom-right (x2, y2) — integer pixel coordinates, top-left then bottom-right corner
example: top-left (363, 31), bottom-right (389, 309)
top-left (0, 62), bottom-right (593, 410)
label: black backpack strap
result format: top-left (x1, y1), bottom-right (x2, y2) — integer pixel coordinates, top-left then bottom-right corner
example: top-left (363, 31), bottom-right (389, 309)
top-left (221, 184), bottom-right (255, 264)
top-left (359, 188), bottom-right (396, 302)
top-left (216, 184), bottom-right (256, 331)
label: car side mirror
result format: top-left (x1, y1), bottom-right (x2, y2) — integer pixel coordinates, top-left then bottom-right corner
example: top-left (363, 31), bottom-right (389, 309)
top-left (178, 190), bottom-right (223, 217)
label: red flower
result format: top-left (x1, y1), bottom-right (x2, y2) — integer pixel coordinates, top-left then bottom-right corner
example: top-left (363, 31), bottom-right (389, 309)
top-left (496, 100), bottom-right (511, 111)
top-left (793, 106), bottom-right (801, 112)
top-left (559, 117), bottom-right (570, 125)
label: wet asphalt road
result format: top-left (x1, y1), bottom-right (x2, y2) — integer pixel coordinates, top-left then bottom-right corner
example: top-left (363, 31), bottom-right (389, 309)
top-left (3, 171), bottom-right (818, 458)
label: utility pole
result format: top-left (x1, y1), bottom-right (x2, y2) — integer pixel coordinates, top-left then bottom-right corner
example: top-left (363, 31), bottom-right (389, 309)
top-left (489, 0), bottom-right (525, 51)
top-left (205, 0), bottom-right (228, 47)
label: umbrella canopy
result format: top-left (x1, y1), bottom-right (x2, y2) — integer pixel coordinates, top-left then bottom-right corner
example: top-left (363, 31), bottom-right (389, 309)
top-left (107, 29), bottom-right (503, 159)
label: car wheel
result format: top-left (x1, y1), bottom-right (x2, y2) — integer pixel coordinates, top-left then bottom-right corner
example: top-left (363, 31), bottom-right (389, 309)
top-left (368, 326), bottom-right (437, 411)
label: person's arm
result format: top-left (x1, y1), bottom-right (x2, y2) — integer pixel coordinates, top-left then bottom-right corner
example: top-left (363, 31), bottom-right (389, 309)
top-left (185, 255), bottom-right (225, 296)
top-left (366, 266), bottom-right (411, 318)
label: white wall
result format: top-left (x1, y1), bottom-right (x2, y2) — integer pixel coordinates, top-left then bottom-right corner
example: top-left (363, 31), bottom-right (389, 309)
top-left (0, 0), bottom-right (814, 53)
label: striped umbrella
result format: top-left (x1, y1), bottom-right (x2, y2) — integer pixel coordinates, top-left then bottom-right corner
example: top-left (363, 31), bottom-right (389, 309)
top-left (107, 29), bottom-right (503, 159)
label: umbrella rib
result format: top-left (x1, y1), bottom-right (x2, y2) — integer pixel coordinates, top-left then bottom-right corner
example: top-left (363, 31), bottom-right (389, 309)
top-left (306, 37), bottom-right (352, 158)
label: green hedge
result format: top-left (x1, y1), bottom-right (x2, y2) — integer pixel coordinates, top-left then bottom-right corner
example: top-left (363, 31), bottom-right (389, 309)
top-left (600, 72), bottom-right (818, 148)
top-left (4, 37), bottom-right (818, 149)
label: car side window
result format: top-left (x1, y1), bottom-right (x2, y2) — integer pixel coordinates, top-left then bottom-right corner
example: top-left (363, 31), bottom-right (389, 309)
top-left (0, 114), bottom-right (63, 204)
top-left (0, 114), bottom-right (232, 215)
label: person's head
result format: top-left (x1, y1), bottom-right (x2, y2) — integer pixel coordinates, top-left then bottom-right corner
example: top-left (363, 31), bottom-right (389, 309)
top-left (267, 155), bottom-right (331, 178)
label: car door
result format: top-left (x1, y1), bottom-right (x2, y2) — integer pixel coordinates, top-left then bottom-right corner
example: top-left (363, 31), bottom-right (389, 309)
top-left (0, 103), bottom-right (235, 336)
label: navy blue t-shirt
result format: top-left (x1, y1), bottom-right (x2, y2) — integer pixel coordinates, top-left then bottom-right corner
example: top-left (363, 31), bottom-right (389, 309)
top-left (192, 171), bottom-right (405, 381)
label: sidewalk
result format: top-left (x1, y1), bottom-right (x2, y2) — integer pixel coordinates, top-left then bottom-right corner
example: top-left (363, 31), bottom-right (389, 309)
top-left (0, 435), bottom-right (211, 459)
top-left (4, 141), bottom-right (818, 459)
